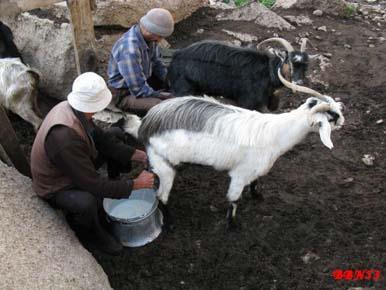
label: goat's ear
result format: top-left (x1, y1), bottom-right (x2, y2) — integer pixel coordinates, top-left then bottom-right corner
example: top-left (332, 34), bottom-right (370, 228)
top-left (315, 114), bottom-right (333, 149)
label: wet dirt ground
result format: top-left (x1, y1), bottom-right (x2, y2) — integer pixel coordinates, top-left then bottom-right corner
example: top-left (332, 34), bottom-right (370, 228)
top-left (10, 3), bottom-right (386, 290)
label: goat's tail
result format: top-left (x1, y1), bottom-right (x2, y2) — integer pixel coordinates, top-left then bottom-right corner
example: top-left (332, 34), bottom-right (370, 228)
top-left (121, 113), bottom-right (142, 139)
top-left (25, 67), bottom-right (44, 118)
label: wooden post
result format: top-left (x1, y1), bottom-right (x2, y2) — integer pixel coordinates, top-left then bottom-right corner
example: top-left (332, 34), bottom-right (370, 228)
top-left (0, 106), bottom-right (31, 178)
top-left (89, 0), bottom-right (96, 11)
top-left (66, 0), bottom-right (97, 74)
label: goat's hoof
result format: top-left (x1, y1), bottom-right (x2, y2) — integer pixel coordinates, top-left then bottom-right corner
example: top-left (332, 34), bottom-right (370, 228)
top-left (226, 220), bottom-right (241, 233)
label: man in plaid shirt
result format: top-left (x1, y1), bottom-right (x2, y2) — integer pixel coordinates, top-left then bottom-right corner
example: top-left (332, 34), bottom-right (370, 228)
top-left (107, 8), bottom-right (175, 114)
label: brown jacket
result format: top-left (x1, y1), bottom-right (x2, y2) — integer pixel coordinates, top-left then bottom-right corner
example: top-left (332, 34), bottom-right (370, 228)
top-left (31, 101), bottom-right (132, 198)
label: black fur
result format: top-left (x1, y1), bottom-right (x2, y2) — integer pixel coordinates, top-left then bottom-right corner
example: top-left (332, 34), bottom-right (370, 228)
top-left (0, 21), bottom-right (23, 60)
top-left (308, 99), bottom-right (318, 108)
top-left (167, 40), bottom-right (309, 111)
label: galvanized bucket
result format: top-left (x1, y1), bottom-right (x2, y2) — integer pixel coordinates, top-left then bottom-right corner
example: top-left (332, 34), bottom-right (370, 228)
top-left (103, 188), bottom-right (163, 247)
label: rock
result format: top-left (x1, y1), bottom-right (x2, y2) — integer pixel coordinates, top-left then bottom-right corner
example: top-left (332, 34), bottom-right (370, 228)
top-left (0, 161), bottom-right (112, 290)
top-left (359, 5), bottom-right (384, 17)
top-left (273, 0), bottom-right (354, 18)
top-left (313, 9), bottom-right (324, 16)
top-left (301, 252), bottom-right (320, 264)
top-left (317, 25), bottom-right (327, 31)
top-left (3, 13), bottom-right (76, 101)
top-left (197, 28), bottom-right (204, 34)
top-left (344, 44), bottom-right (352, 49)
top-left (217, 2), bottom-right (294, 31)
top-left (209, 0), bottom-right (236, 9)
top-left (362, 154), bottom-right (375, 166)
top-left (93, 0), bottom-right (207, 28)
top-left (343, 177), bottom-right (354, 183)
top-left (273, 0), bottom-right (298, 9)
top-left (314, 55), bottom-right (331, 72)
top-left (222, 29), bottom-right (259, 42)
top-left (283, 15), bottom-right (313, 26)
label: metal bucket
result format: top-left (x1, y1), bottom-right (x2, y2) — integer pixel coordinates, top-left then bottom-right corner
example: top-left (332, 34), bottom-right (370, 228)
top-left (103, 188), bottom-right (163, 247)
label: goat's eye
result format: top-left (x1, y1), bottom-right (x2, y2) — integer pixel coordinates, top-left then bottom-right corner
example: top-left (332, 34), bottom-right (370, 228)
top-left (308, 99), bottom-right (318, 108)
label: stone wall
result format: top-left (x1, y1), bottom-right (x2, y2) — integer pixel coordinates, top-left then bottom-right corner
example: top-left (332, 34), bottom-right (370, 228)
top-left (0, 161), bottom-right (112, 290)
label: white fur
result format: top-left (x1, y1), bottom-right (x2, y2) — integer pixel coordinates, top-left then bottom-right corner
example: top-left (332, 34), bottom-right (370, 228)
top-left (138, 97), bottom-right (344, 206)
top-left (0, 58), bottom-right (42, 131)
top-left (92, 108), bottom-right (141, 138)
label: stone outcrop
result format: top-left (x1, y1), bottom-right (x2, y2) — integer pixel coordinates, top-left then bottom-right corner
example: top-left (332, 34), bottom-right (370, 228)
top-left (273, 0), bottom-right (353, 17)
top-left (216, 1), bottom-right (294, 31)
top-left (0, 161), bottom-right (112, 290)
top-left (2, 13), bottom-right (76, 101)
top-left (94, 0), bottom-right (208, 28)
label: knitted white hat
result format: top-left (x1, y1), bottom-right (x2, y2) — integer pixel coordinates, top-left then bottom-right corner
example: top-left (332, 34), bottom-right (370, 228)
top-left (67, 72), bottom-right (112, 113)
top-left (140, 8), bottom-right (174, 38)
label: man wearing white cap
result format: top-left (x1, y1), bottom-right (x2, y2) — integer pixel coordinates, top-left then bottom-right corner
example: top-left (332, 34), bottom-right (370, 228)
top-left (107, 8), bottom-right (175, 115)
top-left (31, 72), bottom-right (155, 255)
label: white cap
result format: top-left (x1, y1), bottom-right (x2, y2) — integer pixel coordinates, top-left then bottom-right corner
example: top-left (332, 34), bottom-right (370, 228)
top-left (67, 72), bottom-right (112, 113)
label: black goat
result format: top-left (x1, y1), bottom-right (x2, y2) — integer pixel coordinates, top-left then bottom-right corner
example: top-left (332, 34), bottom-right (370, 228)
top-left (0, 21), bottom-right (22, 60)
top-left (167, 38), bottom-right (309, 111)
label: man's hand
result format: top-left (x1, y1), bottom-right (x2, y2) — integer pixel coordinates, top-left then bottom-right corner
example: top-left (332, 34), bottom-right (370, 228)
top-left (131, 149), bottom-right (148, 167)
top-left (132, 170), bottom-right (155, 190)
top-left (158, 92), bottom-right (174, 100)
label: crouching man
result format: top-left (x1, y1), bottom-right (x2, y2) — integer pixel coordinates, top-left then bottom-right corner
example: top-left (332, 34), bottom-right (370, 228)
top-left (107, 8), bottom-right (175, 115)
top-left (30, 72), bottom-right (155, 255)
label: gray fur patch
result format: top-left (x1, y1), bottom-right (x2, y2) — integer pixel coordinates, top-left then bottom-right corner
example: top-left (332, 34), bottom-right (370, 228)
top-left (138, 97), bottom-right (236, 143)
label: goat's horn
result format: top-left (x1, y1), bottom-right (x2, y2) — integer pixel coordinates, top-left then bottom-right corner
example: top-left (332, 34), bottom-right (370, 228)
top-left (277, 68), bottom-right (330, 102)
top-left (300, 38), bottom-right (308, 52)
top-left (310, 103), bottom-right (331, 114)
top-left (256, 37), bottom-right (295, 52)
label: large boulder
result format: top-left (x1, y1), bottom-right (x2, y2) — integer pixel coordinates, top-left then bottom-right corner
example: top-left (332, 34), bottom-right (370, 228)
top-left (273, 0), bottom-right (354, 17)
top-left (94, 0), bottom-right (208, 27)
top-left (2, 13), bottom-right (76, 101)
top-left (0, 161), bottom-right (112, 290)
top-left (216, 1), bottom-right (294, 31)
top-left (39, 0), bottom-right (208, 28)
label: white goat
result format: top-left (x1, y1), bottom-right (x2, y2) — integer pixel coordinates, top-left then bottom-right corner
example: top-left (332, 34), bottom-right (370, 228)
top-left (132, 73), bottom-right (344, 228)
top-left (0, 58), bottom-right (42, 131)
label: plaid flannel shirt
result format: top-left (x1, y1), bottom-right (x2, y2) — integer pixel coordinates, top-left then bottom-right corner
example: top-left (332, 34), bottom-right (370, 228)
top-left (107, 24), bottom-right (167, 97)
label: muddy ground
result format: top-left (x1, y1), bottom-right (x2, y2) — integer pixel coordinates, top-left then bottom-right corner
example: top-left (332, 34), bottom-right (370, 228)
top-left (9, 3), bottom-right (386, 290)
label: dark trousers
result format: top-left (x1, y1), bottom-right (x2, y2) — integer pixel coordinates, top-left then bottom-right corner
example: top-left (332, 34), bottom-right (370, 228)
top-left (47, 189), bottom-right (107, 237)
top-left (110, 75), bottom-right (168, 116)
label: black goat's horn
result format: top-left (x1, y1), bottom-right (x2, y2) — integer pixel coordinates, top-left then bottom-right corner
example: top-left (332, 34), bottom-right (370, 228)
top-left (256, 37), bottom-right (294, 52)
top-left (300, 38), bottom-right (308, 52)
top-left (277, 68), bottom-right (330, 102)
